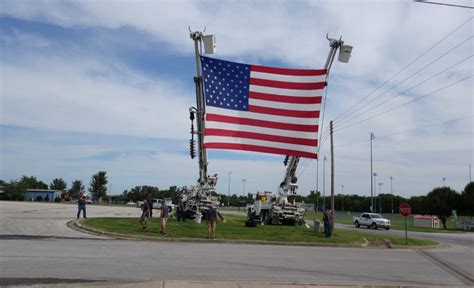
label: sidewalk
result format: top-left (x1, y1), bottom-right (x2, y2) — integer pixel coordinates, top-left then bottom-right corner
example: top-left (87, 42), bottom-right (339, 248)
top-left (9, 280), bottom-right (466, 288)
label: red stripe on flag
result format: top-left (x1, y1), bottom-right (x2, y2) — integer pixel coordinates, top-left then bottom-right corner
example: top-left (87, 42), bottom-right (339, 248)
top-left (206, 114), bottom-right (318, 132)
top-left (251, 65), bottom-right (327, 76)
top-left (203, 143), bottom-right (317, 158)
top-left (249, 106), bottom-right (320, 118)
top-left (250, 78), bottom-right (326, 90)
top-left (249, 92), bottom-right (322, 104)
top-left (205, 129), bottom-right (317, 146)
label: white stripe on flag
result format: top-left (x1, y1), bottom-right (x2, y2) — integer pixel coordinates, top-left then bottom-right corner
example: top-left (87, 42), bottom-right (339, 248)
top-left (206, 106), bottom-right (317, 125)
top-left (205, 121), bottom-right (318, 140)
top-left (203, 136), bottom-right (317, 154)
top-left (249, 85), bottom-right (324, 97)
top-left (249, 98), bottom-right (321, 111)
top-left (250, 71), bottom-right (326, 83)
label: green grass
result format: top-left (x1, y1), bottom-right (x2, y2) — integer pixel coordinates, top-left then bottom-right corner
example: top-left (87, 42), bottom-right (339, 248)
top-left (82, 214), bottom-right (436, 246)
top-left (305, 211), bottom-right (472, 233)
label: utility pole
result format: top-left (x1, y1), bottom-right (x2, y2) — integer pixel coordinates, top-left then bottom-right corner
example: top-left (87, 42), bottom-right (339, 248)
top-left (341, 184), bottom-right (344, 212)
top-left (330, 121), bottom-right (335, 212)
top-left (370, 133), bottom-right (375, 212)
top-left (376, 182), bottom-right (383, 213)
top-left (323, 156), bottom-right (327, 209)
top-left (227, 171), bottom-right (232, 207)
top-left (390, 176), bottom-right (394, 214)
top-left (373, 172), bottom-right (377, 212)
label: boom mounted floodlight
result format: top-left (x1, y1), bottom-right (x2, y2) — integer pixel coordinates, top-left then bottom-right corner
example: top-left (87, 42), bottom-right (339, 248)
top-left (203, 35), bottom-right (216, 54)
top-left (338, 44), bottom-right (353, 63)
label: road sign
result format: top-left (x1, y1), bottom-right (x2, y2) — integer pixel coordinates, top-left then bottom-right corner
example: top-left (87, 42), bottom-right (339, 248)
top-left (399, 203), bottom-right (412, 217)
top-left (399, 203), bottom-right (411, 245)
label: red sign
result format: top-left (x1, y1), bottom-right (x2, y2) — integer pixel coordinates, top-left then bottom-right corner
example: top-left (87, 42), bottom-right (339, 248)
top-left (399, 203), bottom-right (412, 217)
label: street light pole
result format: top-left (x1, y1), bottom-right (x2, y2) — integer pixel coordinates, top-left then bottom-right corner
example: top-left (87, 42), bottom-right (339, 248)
top-left (373, 172), bottom-right (377, 212)
top-left (227, 171), bottom-right (232, 207)
top-left (242, 179), bottom-right (246, 198)
top-left (341, 184), bottom-right (344, 212)
top-left (390, 176), bottom-right (394, 214)
top-left (378, 182), bottom-right (383, 213)
top-left (442, 177), bottom-right (446, 186)
top-left (370, 133), bottom-right (375, 212)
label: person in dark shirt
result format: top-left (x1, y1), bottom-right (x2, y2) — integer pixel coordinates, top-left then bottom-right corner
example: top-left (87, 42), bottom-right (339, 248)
top-left (176, 201), bottom-right (186, 221)
top-left (139, 202), bottom-right (150, 232)
top-left (206, 206), bottom-right (224, 239)
top-left (322, 207), bottom-right (334, 238)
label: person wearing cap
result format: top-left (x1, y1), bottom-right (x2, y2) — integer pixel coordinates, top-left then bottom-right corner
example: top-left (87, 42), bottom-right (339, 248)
top-left (77, 192), bottom-right (87, 219)
top-left (206, 205), bottom-right (224, 239)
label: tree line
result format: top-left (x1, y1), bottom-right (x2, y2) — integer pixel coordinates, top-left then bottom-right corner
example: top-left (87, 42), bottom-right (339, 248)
top-left (0, 172), bottom-right (109, 201)
top-left (1, 174), bottom-right (472, 228)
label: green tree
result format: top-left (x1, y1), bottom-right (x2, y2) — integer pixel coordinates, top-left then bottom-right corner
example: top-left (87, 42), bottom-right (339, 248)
top-left (461, 182), bottom-right (474, 216)
top-left (19, 175), bottom-right (48, 189)
top-left (426, 187), bottom-right (460, 229)
top-left (89, 171), bottom-right (108, 201)
top-left (50, 178), bottom-right (67, 190)
top-left (69, 180), bottom-right (85, 200)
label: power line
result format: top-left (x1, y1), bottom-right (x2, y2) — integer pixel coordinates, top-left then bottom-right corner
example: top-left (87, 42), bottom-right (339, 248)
top-left (335, 74), bottom-right (473, 132)
top-left (335, 53), bottom-right (473, 128)
top-left (335, 114), bottom-right (474, 148)
top-left (414, 0), bottom-right (474, 9)
top-left (332, 17), bottom-right (473, 123)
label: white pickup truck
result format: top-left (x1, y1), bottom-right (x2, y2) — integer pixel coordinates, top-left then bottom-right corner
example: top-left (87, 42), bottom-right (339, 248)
top-left (353, 213), bottom-right (391, 230)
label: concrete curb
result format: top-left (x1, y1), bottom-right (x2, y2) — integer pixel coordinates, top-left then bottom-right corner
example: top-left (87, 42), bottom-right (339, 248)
top-left (70, 220), bottom-right (443, 250)
top-left (7, 280), bottom-right (467, 288)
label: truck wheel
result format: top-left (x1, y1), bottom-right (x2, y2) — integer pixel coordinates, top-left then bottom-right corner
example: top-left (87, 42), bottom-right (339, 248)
top-left (371, 222), bottom-right (378, 230)
top-left (385, 227), bottom-right (390, 230)
top-left (355, 221), bottom-right (360, 228)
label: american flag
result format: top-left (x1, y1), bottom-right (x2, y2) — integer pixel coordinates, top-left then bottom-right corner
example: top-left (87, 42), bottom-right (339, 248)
top-left (201, 56), bottom-right (326, 159)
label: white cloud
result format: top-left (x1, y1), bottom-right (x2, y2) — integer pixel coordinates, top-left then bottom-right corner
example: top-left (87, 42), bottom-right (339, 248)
top-left (1, 0), bottom-right (472, 198)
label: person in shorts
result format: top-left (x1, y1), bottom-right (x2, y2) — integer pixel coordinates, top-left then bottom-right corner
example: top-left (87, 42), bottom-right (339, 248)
top-left (160, 204), bottom-right (169, 234)
top-left (139, 200), bottom-right (150, 232)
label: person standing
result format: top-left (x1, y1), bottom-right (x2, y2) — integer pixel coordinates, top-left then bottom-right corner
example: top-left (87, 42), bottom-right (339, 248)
top-left (160, 204), bottom-right (169, 234)
top-left (206, 205), bottom-right (224, 239)
top-left (77, 192), bottom-right (87, 219)
top-left (146, 193), bottom-right (153, 218)
top-left (322, 207), bottom-right (334, 238)
top-left (176, 201), bottom-right (186, 222)
top-left (139, 201), bottom-right (150, 232)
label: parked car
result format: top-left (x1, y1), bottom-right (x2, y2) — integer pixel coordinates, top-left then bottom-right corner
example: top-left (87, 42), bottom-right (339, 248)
top-left (353, 213), bottom-right (391, 230)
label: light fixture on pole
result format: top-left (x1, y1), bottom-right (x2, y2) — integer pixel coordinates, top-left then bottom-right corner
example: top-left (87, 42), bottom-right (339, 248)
top-left (442, 177), bottom-right (446, 186)
top-left (241, 179), bottom-right (246, 197)
top-left (227, 171), bottom-right (232, 207)
top-left (378, 182), bottom-right (383, 213)
top-left (390, 176), bottom-right (394, 214)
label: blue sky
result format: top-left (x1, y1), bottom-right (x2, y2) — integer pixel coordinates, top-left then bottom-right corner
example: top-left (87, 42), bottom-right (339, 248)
top-left (1, 0), bottom-right (472, 198)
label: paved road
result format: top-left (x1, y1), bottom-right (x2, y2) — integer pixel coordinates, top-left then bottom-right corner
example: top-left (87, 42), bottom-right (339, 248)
top-left (1, 202), bottom-right (473, 286)
top-left (336, 223), bottom-right (474, 248)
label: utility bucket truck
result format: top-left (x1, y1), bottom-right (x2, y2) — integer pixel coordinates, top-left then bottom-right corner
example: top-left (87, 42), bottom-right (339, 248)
top-left (247, 157), bottom-right (306, 226)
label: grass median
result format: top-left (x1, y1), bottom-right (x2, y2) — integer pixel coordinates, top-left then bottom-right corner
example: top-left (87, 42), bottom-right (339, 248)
top-left (81, 214), bottom-right (436, 247)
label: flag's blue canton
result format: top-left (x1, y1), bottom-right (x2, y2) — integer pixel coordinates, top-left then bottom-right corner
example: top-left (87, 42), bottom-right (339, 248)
top-left (201, 56), bottom-right (251, 112)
